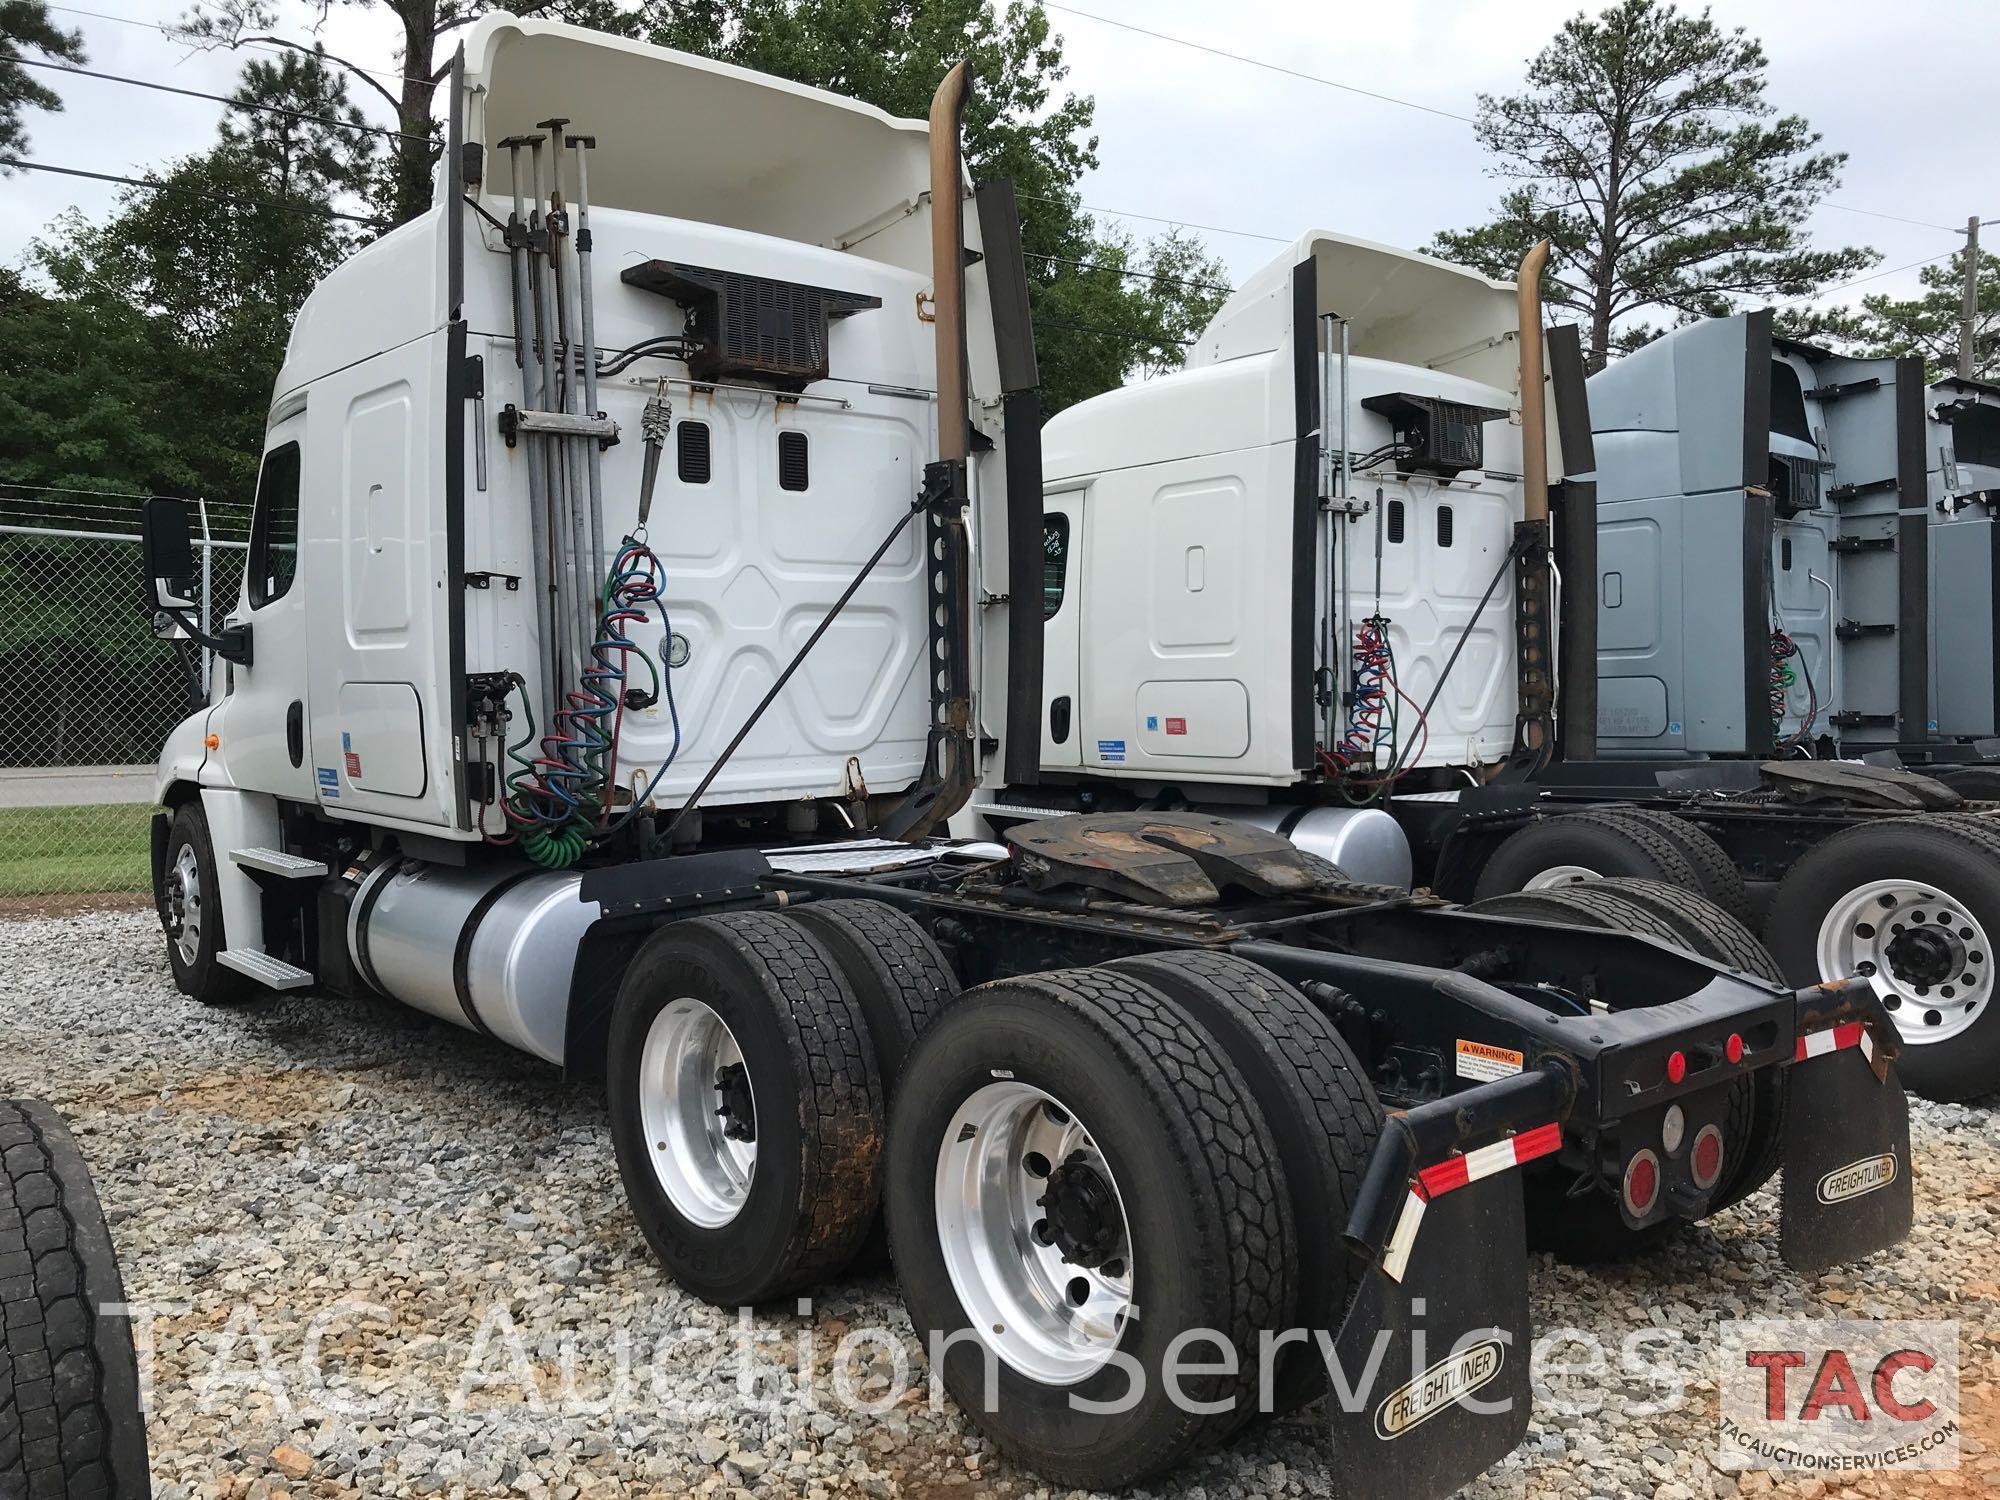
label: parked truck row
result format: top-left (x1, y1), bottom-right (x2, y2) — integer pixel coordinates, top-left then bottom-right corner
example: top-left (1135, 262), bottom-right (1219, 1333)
top-left (125, 17), bottom-right (1924, 1500)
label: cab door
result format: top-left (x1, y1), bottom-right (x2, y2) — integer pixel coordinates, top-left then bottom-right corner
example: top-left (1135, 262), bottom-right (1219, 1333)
top-left (209, 415), bottom-right (316, 801)
top-left (1041, 487), bottom-right (1085, 768)
top-left (303, 339), bottom-right (455, 829)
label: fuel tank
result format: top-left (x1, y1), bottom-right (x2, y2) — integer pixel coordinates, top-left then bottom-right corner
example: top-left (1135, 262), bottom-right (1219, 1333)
top-left (348, 858), bottom-right (594, 1064)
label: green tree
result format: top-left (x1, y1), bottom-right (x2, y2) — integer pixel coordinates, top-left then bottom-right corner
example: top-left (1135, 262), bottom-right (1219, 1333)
top-left (0, 0), bottom-right (85, 167)
top-left (1432, 0), bottom-right (1874, 370)
top-left (178, 1), bottom-right (600, 226)
top-left (1, 52), bottom-right (377, 501)
top-left (633, 0), bottom-right (1229, 409)
top-left (1797, 249), bottom-right (1999, 384)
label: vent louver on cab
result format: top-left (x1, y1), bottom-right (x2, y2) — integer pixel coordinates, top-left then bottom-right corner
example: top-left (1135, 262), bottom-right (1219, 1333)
top-left (620, 261), bottom-right (882, 391)
top-left (678, 421), bottom-right (711, 484)
top-left (778, 430), bottom-right (809, 492)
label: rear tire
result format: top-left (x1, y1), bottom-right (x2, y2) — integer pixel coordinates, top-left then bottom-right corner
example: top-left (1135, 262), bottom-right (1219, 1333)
top-left (786, 901), bottom-right (958, 1269)
top-left (607, 912), bottom-right (884, 1304)
top-left (785, 901), bottom-right (958, 1092)
top-left (886, 968), bottom-right (1296, 1489)
top-left (1764, 817), bottom-right (2000, 1103)
top-left (1105, 950), bottom-right (1381, 1413)
top-left (0, 1100), bottom-right (151, 1499)
top-left (157, 804), bottom-right (250, 1005)
top-left (1472, 812), bottom-right (1703, 901)
top-left (1573, 808), bottom-right (1752, 923)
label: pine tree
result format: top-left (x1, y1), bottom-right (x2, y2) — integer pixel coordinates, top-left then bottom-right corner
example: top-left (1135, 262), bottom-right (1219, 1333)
top-left (0, 0), bottom-right (85, 166)
top-left (1432, 0), bottom-right (1875, 370)
top-left (1799, 249), bottom-right (1999, 384)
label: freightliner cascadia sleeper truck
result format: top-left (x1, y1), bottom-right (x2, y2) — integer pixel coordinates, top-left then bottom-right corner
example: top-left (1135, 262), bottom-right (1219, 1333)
top-left (137, 18), bottom-right (1913, 1497)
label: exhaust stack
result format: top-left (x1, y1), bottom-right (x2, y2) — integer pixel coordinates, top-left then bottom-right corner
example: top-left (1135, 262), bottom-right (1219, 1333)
top-left (929, 62), bottom-right (971, 462)
top-left (1516, 239), bottom-right (1551, 523)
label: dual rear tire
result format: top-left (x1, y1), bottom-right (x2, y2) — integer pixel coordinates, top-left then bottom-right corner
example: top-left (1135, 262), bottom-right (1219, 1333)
top-left (606, 908), bottom-right (1382, 1489)
top-left (886, 956), bottom-right (1380, 1488)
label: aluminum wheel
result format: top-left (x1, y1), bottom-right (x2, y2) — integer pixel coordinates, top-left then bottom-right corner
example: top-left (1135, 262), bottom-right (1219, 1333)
top-left (934, 1082), bottom-right (1134, 1387)
top-left (638, 998), bottom-right (757, 1228)
top-left (1816, 878), bottom-right (1993, 1044)
top-left (166, 842), bottom-right (203, 965)
top-left (1525, 863), bottom-right (1601, 890)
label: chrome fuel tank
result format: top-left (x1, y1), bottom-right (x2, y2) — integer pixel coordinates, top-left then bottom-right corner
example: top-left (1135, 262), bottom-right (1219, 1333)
top-left (348, 858), bottom-right (593, 1064)
top-left (1195, 803), bottom-right (1413, 889)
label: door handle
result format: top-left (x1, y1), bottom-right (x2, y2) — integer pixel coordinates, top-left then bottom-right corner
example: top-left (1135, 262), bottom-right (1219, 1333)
top-left (1050, 695), bottom-right (1071, 746)
top-left (286, 700), bottom-right (304, 768)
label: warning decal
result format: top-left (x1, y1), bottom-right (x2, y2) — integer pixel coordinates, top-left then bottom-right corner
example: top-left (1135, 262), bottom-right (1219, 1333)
top-left (1455, 1038), bottom-right (1525, 1083)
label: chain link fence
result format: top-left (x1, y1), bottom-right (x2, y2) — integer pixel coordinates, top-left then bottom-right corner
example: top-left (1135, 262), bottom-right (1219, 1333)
top-left (0, 488), bottom-right (249, 896)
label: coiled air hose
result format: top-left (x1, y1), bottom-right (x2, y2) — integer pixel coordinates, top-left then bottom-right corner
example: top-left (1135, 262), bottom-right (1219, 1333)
top-left (501, 535), bottom-right (673, 867)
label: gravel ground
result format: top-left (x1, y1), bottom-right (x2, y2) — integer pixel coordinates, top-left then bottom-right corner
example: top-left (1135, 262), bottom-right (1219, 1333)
top-left (2, 907), bottom-right (1996, 1500)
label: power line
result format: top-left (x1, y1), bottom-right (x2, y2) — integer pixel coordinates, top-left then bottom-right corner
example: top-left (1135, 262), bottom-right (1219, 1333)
top-left (44, 3), bottom-right (436, 91)
top-left (1019, 190), bottom-right (1291, 245)
top-left (12, 54), bottom-right (429, 145)
top-left (1037, 6), bottom-right (1972, 249)
top-left (1, 158), bottom-right (388, 226)
top-left (1821, 202), bottom-right (1961, 233)
top-left (1776, 249), bottom-right (1962, 307)
top-left (1031, 250), bottom-right (1235, 293)
top-left (1039, 2), bottom-right (1474, 124)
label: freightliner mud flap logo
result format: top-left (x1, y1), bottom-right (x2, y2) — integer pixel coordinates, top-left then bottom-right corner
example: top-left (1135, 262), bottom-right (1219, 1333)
top-left (1374, 1338), bottom-right (1506, 1440)
top-left (1816, 1152), bottom-right (1897, 1205)
top-left (1326, 1171), bottom-right (1532, 1500)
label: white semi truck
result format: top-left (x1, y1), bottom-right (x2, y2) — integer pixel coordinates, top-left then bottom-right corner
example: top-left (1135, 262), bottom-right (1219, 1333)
top-left (135, 18), bottom-right (1913, 1498)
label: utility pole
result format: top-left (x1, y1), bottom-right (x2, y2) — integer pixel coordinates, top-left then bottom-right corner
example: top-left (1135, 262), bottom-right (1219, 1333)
top-left (1961, 215), bottom-right (1982, 379)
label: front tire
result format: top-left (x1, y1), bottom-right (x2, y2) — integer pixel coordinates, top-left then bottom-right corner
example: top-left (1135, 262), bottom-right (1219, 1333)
top-left (886, 968), bottom-right (1296, 1489)
top-left (1764, 817), bottom-right (2000, 1102)
top-left (607, 912), bottom-right (884, 1304)
top-left (156, 803), bottom-right (250, 1005)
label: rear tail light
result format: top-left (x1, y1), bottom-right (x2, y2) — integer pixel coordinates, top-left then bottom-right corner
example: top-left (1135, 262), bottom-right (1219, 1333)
top-left (1623, 1149), bottom-right (1662, 1217)
top-left (1725, 1033), bottom-right (1746, 1065)
top-left (1665, 1050), bottom-right (1687, 1084)
top-left (1691, 1124), bottom-right (1726, 1192)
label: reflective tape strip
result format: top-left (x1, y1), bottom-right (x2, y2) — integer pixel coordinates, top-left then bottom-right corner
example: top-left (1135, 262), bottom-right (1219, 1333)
top-left (1382, 1190), bottom-right (1428, 1283)
top-left (1384, 1122), bottom-right (1562, 1283)
top-left (1795, 1020), bottom-right (1868, 1063)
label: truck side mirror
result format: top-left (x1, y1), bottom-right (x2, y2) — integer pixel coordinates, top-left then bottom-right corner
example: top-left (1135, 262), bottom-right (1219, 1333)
top-left (141, 498), bottom-right (197, 614)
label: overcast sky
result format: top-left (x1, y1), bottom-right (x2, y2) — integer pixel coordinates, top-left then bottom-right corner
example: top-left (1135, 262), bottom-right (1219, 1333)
top-left (8, 0), bottom-right (1993, 313)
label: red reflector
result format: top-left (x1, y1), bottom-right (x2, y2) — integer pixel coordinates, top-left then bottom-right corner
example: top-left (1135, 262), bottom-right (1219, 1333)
top-left (1726, 1033), bottom-right (1745, 1065)
top-left (1692, 1124), bottom-right (1726, 1191)
top-left (1666, 1050), bottom-right (1687, 1084)
top-left (1624, 1151), bottom-right (1661, 1215)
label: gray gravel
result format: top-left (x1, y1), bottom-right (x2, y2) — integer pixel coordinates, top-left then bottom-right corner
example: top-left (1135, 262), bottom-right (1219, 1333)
top-left (2, 908), bottom-right (1996, 1500)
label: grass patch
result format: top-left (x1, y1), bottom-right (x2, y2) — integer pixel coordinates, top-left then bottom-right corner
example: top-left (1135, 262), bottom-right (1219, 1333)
top-left (0, 803), bottom-right (156, 896)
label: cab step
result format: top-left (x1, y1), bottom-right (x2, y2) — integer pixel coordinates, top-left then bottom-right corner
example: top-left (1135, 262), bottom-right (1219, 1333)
top-left (230, 847), bottom-right (328, 878)
top-left (216, 950), bottom-right (315, 990)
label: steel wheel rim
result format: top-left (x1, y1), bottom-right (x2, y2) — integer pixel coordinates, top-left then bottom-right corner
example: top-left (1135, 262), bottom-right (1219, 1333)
top-left (1525, 863), bottom-right (1601, 890)
top-left (167, 842), bottom-right (202, 965)
top-left (638, 998), bottom-right (757, 1228)
top-left (1816, 877), bottom-right (1992, 1044)
top-left (934, 1082), bottom-right (1134, 1386)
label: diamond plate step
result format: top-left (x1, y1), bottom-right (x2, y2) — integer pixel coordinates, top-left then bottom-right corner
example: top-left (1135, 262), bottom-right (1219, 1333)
top-left (230, 847), bottom-right (328, 878)
top-left (216, 950), bottom-right (315, 990)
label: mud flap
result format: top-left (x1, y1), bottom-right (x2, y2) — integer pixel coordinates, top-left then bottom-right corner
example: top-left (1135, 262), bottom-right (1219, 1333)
top-left (1326, 1173), bottom-right (1534, 1499)
top-left (1780, 1045), bottom-right (1913, 1275)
